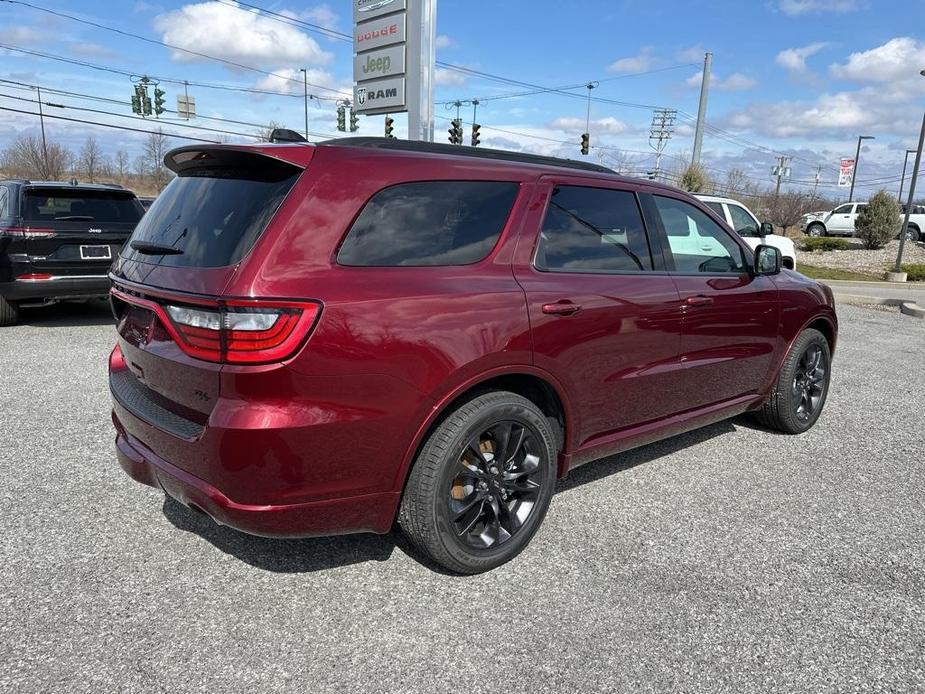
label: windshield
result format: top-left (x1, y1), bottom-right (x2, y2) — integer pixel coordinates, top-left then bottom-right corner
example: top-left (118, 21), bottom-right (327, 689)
top-left (122, 166), bottom-right (300, 268)
top-left (23, 188), bottom-right (142, 224)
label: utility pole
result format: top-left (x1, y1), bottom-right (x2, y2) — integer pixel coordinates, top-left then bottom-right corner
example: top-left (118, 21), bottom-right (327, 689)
top-left (649, 108), bottom-right (677, 181)
top-left (898, 148), bottom-right (916, 203)
top-left (773, 155), bottom-right (792, 197)
top-left (811, 165), bottom-right (822, 198)
top-left (692, 51), bottom-right (712, 166)
top-left (35, 86), bottom-right (48, 177)
top-left (299, 69), bottom-right (309, 140)
top-left (848, 134), bottom-right (875, 202)
top-left (406, 0), bottom-right (436, 141)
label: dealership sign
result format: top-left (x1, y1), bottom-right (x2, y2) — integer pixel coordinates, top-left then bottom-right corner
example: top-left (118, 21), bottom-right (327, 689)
top-left (838, 158), bottom-right (855, 187)
top-left (353, 0), bottom-right (411, 115)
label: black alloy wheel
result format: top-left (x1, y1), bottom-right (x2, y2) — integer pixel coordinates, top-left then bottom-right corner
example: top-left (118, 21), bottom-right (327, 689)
top-left (449, 421), bottom-right (545, 549)
top-left (792, 343), bottom-right (826, 423)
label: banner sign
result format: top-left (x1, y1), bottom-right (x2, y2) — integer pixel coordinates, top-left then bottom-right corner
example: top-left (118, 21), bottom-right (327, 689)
top-left (838, 158), bottom-right (855, 187)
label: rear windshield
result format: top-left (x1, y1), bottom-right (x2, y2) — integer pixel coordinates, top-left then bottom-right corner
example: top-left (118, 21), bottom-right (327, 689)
top-left (23, 188), bottom-right (142, 224)
top-left (337, 181), bottom-right (519, 266)
top-left (122, 164), bottom-right (299, 268)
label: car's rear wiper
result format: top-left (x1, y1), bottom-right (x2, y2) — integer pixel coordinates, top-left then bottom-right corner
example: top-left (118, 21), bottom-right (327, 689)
top-left (130, 240), bottom-right (184, 255)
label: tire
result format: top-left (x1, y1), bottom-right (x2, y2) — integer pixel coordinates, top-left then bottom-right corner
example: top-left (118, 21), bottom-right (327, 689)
top-left (903, 226), bottom-right (920, 242)
top-left (756, 328), bottom-right (831, 434)
top-left (0, 295), bottom-right (20, 327)
top-left (806, 223), bottom-right (826, 237)
top-left (398, 391), bottom-right (558, 574)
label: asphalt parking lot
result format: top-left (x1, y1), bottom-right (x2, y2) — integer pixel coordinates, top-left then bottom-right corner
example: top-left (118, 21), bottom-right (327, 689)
top-left (1, 300), bottom-right (923, 693)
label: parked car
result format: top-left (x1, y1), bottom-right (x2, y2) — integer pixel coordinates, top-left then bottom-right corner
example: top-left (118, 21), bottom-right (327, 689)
top-left (799, 210), bottom-right (827, 233)
top-left (109, 138), bottom-right (838, 573)
top-left (696, 194), bottom-right (797, 269)
top-left (806, 202), bottom-right (923, 241)
top-left (0, 179), bottom-right (144, 325)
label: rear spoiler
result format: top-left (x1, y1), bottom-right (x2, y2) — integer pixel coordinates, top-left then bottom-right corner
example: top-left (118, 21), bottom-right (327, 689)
top-left (164, 145), bottom-right (312, 175)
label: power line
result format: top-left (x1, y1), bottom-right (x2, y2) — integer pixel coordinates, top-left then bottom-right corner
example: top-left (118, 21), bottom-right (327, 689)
top-left (0, 0), bottom-right (350, 98)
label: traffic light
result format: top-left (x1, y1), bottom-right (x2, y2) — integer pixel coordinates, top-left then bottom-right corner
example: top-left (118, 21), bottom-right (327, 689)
top-left (580, 132), bottom-right (590, 156)
top-left (384, 116), bottom-right (394, 138)
top-left (142, 93), bottom-right (152, 117)
top-left (448, 118), bottom-right (463, 145)
top-left (131, 84), bottom-right (145, 115)
top-left (471, 123), bottom-right (481, 147)
top-left (336, 105), bottom-right (346, 132)
top-left (153, 87), bottom-right (166, 116)
top-left (349, 109), bottom-right (359, 133)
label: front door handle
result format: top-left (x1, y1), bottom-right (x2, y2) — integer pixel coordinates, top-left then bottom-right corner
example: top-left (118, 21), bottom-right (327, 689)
top-left (542, 301), bottom-right (581, 316)
top-left (683, 295), bottom-right (714, 307)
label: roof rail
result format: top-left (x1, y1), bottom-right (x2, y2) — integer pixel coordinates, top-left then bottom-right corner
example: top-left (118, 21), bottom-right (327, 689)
top-left (319, 136), bottom-right (614, 174)
top-left (100, 182), bottom-right (124, 189)
top-left (1, 178), bottom-right (31, 184)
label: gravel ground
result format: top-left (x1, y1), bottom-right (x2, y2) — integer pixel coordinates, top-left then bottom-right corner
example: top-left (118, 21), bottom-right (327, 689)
top-left (800, 238), bottom-right (925, 273)
top-left (1, 300), bottom-right (924, 693)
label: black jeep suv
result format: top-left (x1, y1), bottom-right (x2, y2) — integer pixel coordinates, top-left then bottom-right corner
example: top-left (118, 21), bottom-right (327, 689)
top-left (0, 179), bottom-right (144, 325)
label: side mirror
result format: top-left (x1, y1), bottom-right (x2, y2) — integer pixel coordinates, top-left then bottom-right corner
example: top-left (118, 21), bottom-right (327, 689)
top-left (754, 244), bottom-right (782, 276)
top-left (759, 222), bottom-right (774, 237)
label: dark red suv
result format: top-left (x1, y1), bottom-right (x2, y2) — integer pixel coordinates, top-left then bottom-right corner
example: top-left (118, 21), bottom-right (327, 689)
top-left (109, 138), bottom-right (837, 573)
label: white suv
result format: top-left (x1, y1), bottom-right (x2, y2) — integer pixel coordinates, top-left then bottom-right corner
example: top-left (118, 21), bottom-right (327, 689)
top-left (805, 202), bottom-right (923, 241)
top-left (696, 194), bottom-right (797, 270)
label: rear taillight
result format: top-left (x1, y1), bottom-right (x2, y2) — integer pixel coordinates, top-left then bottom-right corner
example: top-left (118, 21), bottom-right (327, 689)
top-left (111, 289), bottom-right (321, 364)
top-left (1, 226), bottom-right (56, 238)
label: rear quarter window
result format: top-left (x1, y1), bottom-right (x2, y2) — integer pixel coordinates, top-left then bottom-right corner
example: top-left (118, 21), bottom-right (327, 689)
top-left (337, 181), bottom-right (519, 266)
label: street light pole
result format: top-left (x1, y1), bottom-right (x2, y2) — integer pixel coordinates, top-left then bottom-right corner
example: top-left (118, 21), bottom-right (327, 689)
top-left (848, 135), bottom-right (874, 202)
top-left (893, 77), bottom-right (925, 275)
top-left (898, 149), bottom-right (916, 203)
top-left (299, 68), bottom-right (309, 141)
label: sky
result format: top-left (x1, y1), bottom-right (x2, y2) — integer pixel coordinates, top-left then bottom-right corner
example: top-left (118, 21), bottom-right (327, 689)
top-left (1, 0), bottom-right (924, 199)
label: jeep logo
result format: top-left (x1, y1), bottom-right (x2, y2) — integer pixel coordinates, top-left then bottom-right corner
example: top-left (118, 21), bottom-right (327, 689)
top-left (88, 228), bottom-right (103, 234)
top-left (361, 54), bottom-right (391, 76)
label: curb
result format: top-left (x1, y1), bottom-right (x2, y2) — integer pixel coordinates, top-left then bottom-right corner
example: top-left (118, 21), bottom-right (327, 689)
top-left (834, 293), bottom-right (925, 319)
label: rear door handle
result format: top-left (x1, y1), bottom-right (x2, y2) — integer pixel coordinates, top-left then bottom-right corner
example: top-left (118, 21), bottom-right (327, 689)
top-left (683, 295), bottom-right (714, 307)
top-left (542, 301), bottom-right (581, 316)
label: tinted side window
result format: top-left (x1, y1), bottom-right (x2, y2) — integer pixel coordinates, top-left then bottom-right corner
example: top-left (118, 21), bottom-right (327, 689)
top-left (832, 204), bottom-right (852, 214)
top-left (728, 204), bottom-right (759, 237)
top-left (653, 195), bottom-right (747, 274)
top-left (535, 186), bottom-right (651, 273)
top-left (704, 201), bottom-right (726, 219)
top-left (0, 187), bottom-right (8, 218)
top-left (337, 181), bottom-right (519, 267)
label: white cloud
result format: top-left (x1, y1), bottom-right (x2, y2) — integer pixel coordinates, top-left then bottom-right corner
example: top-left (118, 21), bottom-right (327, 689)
top-left (549, 116), bottom-right (629, 134)
top-left (686, 71), bottom-right (757, 91)
top-left (154, 1), bottom-right (333, 68)
top-left (677, 45), bottom-right (705, 63)
top-left (436, 35), bottom-right (454, 49)
top-left (0, 25), bottom-right (45, 45)
top-left (607, 47), bottom-right (654, 74)
top-left (775, 0), bottom-right (861, 15)
top-left (434, 68), bottom-right (466, 87)
top-left (830, 37), bottom-right (925, 82)
top-left (776, 42), bottom-right (827, 72)
top-left (254, 67), bottom-right (336, 95)
top-left (298, 5), bottom-right (338, 30)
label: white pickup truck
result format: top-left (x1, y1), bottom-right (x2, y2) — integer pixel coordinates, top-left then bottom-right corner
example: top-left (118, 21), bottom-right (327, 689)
top-left (696, 194), bottom-right (797, 270)
top-left (804, 202), bottom-right (924, 241)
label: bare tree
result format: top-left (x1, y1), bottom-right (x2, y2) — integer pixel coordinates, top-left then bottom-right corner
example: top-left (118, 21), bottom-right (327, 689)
top-left (723, 169), bottom-right (748, 196)
top-left (78, 136), bottom-right (104, 182)
top-left (255, 120), bottom-right (284, 143)
top-left (0, 134), bottom-right (73, 180)
top-left (764, 191), bottom-right (815, 236)
top-left (114, 149), bottom-right (130, 179)
top-left (144, 128), bottom-right (171, 190)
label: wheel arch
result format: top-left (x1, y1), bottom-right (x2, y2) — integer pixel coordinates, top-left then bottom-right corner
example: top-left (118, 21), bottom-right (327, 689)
top-left (391, 366), bottom-right (575, 503)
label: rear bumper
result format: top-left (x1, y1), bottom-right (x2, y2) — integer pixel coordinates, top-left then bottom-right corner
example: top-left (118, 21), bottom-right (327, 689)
top-left (113, 412), bottom-right (399, 537)
top-left (0, 275), bottom-right (110, 301)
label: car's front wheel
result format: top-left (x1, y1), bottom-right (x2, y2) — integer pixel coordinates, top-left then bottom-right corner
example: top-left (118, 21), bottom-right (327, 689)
top-left (0, 296), bottom-right (20, 327)
top-left (399, 391), bottom-right (557, 574)
top-left (756, 328), bottom-right (831, 434)
top-left (902, 226), bottom-right (920, 242)
top-left (806, 223), bottom-right (826, 237)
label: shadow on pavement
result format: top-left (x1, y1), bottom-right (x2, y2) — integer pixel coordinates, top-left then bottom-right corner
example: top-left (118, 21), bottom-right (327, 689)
top-left (20, 300), bottom-right (114, 328)
top-left (161, 496), bottom-right (399, 573)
